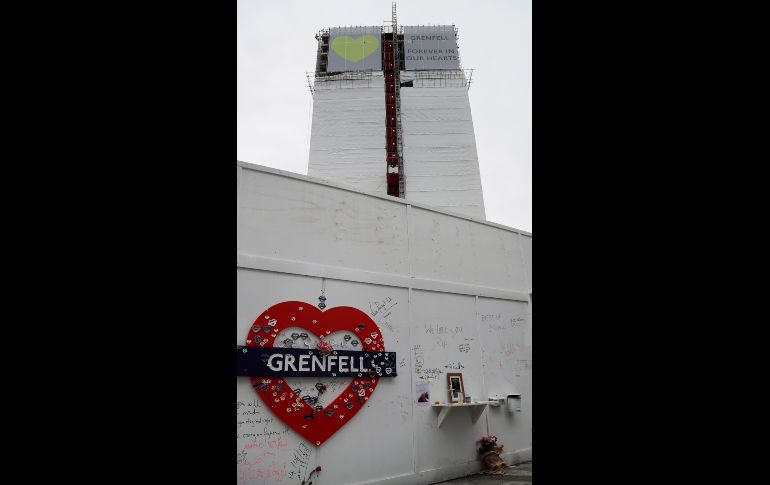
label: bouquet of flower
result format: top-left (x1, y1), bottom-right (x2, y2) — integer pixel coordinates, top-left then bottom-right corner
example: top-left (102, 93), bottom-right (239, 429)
top-left (477, 434), bottom-right (499, 454)
top-left (477, 434), bottom-right (506, 474)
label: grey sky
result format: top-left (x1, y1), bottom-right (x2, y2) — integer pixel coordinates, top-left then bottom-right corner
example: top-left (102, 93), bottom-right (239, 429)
top-left (237, 0), bottom-right (531, 233)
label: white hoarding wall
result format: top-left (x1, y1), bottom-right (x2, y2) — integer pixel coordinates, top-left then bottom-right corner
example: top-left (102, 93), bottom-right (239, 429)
top-left (327, 26), bottom-right (382, 72)
top-left (237, 162), bottom-right (531, 485)
top-left (307, 73), bottom-right (386, 195)
top-left (403, 25), bottom-right (460, 71)
top-left (400, 84), bottom-right (486, 220)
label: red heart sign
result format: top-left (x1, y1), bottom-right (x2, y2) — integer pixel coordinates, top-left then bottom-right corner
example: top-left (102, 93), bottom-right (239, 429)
top-left (245, 301), bottom-right (385, 446)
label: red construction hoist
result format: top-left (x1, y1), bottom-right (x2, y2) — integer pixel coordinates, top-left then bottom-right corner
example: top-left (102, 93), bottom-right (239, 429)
top-left (384, 3), bottom-right (403, 197)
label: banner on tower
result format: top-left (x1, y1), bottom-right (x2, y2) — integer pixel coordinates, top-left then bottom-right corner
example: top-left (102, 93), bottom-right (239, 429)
top-left (327, 26), bottom-right (382, 72)
top-left (403, 25), bottom-right (460, 71)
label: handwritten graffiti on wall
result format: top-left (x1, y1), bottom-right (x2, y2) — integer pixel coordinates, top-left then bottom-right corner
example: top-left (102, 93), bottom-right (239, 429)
top-left (237, 397), bottom-right (308, 485)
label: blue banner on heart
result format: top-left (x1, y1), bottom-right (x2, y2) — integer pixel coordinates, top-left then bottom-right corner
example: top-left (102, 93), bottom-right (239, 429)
top-left (237, 346), bottom-right (397, 378)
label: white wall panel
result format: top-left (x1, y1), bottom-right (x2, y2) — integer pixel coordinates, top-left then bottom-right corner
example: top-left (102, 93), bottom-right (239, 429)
top-left (408, 206), bottom-right (528, 292)
top-left (477, 297), bottom-right (532, 456)
top-left (315, 279), bottom-right (413, 485)
top-left (519, 233), bottom-right (532, 292)
top-left (408, 207), bottom-right (477, 285)
top-left (410, 290), bottom-right (486, 474)
top-left (468, 222), bottom-right (527, 291)
top-left (237, 270), bottom-right (323, 485)
top-left (237, 168), bottom-right (410, 276)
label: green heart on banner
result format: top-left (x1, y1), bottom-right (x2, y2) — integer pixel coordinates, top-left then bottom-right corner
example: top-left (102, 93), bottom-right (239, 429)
top-left (330, 35), bottom-right (380, 62)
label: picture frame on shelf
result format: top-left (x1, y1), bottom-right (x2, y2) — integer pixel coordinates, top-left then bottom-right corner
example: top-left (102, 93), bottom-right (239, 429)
top-left (447, 372), bottom-right (465, 404)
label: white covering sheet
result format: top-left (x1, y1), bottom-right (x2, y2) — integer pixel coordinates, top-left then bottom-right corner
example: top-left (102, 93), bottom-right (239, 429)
top-left (401, 79), bottom-right (486, 219)
top-left (308, 73), bottom-right (386, 194)
top-left (307, 71), bottom-right (486, 220)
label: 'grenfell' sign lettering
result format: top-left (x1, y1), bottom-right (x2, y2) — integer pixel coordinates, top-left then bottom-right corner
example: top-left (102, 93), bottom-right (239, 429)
top-left (236, 346), bottom-right (397, 378)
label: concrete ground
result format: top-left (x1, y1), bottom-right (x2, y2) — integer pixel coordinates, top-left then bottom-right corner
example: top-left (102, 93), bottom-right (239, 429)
top-left (432, 461), bottom-right (532, 485)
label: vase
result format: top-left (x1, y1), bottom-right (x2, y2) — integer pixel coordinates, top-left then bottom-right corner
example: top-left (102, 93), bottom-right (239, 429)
top-left (479, 447), bottom-right (506, 475)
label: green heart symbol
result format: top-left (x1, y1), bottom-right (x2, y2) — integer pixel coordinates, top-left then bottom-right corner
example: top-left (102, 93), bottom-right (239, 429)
top-left (331, 35), bottom-right (380, 62)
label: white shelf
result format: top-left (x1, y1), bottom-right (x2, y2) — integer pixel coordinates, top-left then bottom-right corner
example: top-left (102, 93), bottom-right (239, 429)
top-left (431, 402), bottom-right (492, 427)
